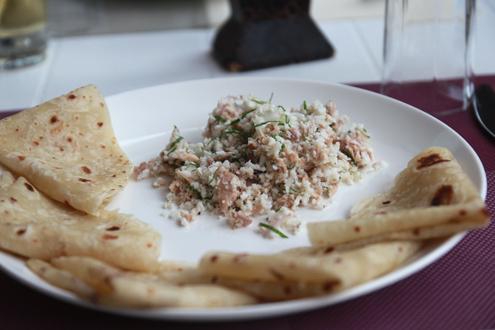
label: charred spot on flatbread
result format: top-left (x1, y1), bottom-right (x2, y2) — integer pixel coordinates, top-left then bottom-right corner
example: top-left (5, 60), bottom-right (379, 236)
top-left (431, 185), bottom-right (454, 206)
top-left (416, 153), bottom-right (450, 169)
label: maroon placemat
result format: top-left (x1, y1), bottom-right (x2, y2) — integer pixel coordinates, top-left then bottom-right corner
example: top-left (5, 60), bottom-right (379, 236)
top-left (0, 77), bottom-right (493, 330)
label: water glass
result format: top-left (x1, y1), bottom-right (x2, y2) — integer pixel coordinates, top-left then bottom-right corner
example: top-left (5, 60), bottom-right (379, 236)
top-left (382, 0), bottom-right (476, 114)
top-left (0, 0), bottom-right (47, 69)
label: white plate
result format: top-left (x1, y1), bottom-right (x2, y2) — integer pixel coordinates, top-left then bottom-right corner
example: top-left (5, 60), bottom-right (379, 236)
top-left (0, 78), bottom-right (486, 321)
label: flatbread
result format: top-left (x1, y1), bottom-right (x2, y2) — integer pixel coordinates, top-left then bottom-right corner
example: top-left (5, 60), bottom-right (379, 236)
top-left (135, 262), bottom-right (336, 302)
top-left (199, 241), bottom-right (420, 290)
top-left (0, 165), bottom-right (160, 271)
top-left (0, 85), bottom-right (131, 215)
top-left (26, 259), bottom-right (95, 297)
top-left (308, 147), bottom-right (490, 247)
top-left (32, 256), bottom-right (257, 308)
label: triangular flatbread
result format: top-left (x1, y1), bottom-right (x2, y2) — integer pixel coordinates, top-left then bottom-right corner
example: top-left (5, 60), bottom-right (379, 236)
top-left (0, 85), bottom-right (131, 215)
top-left (308, 147), bottom-right (490, 247)
top-left (28, 256), bottom-right (257, 308)
top-left (199, 241), bottom-right (420, 298)
top-left (0, 165), bottom-right (160, 271)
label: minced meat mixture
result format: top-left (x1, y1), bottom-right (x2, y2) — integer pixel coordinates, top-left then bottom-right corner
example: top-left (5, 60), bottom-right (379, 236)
top-left (134, 95), bottom-right (378, 238)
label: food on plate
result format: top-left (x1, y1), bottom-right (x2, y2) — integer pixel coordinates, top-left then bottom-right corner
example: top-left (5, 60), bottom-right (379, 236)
top-left (27, 241), bottom-right (420, 305)
top-left (28, 256), bottom-right (257, 308)
top-left (0, 85), bottom-right (132, 215)
top-left (198, 241), bottom-right (420, 299)
top-left (135, 95), bottom-right (378, 236)
top-left (1, 84), bottom-right (488, 312)
top-left (308, 147), bottom-right (490, 247)
top-left (27, 259), bottom-right (95, 297)
top-left (0, 165), bottom-right (160, 271)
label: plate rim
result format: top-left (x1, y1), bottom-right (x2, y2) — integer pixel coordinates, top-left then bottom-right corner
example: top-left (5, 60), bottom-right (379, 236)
top-left (0, 77), bottom-right (487, 321)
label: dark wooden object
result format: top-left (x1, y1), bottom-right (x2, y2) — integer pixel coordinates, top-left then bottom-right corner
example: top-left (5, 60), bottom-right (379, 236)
top-left (213, 0), bottom-right (335, 72)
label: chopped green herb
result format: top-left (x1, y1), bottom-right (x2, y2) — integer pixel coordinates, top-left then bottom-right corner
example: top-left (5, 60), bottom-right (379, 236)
top-left (268, 92), bottom-right (274, 103)
top-left (303, 100), bottom-right (308, 112)
top-left (251, 97), bottom-right (267, 105)
top-left (229, 118), bottom-right (241, 126)
top-left (207, 137), bottom-right (217, 146)
top-left (213, 115), bottom-right (226, 123)
top-left (207, 175), bottom-right (215, 186)
top-left (358, 127), bottom-right (370, 138)
top-left (167, 136), bottom-right (184, 155)
top-left (240, 108), bottom-right (256, 119)
top-left (259, 222), bottom-right (288, 238)
top-left (224, 127), bottom-right (243, 135)
top-left (183, 161), bottom-right (199, 169)
top-left (187, 184), bottom-right (202, 199)
top-left (278, 114), bottom-right (291, 128)
top-left (255, 120), bottom-right (280, 128)
top-left (342, 149), bottom-right (357, 166)
top-left (277, 105), bottom-right (287, 112)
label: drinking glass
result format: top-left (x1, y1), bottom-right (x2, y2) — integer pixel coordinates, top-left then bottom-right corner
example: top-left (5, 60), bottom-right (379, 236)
top-left (382, 0), bottom-right (476, 114)
top-left (0, 0), bottom-right (47, 69)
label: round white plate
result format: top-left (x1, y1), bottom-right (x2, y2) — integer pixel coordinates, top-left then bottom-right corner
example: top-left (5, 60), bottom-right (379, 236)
top-left (0, 78), bottom-right (486, 321)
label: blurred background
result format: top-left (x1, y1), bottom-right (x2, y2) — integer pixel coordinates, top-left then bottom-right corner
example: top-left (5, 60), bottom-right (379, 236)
top-left (1, 0), bottom-right (494, 113)
top-left (44, 0), bottom-right (386, 36)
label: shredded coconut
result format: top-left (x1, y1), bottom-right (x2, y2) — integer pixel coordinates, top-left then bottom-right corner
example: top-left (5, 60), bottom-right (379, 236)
top-left (134, 95), bottom-right (378, 238)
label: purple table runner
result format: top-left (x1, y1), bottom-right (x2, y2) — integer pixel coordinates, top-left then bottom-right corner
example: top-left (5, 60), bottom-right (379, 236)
top-left (0, 78), bottom-right (494, 330)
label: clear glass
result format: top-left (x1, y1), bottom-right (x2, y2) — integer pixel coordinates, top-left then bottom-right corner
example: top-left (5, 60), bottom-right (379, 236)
top-left (0, 0), bottom-right (47, 70)
top-left (382, 0), bottom-right (476, 114)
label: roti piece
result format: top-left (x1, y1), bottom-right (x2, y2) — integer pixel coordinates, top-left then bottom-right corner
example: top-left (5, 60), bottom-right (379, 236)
top-left (308, 147), bottom-right (490, 247)
top-left (26, 259), bottom-right (95, 298)
top-left (0, 165), bottom-right (160, 271)
top-left (137, 262), bottom-right (329, 302)
top-left (42, 256), bottom-right (257, 308)
top-left (199, 241), bottom-right (420, 290)
top-left (0, 85), bottom-right (131, 215)
top-left (142, 262), bottom-right (331, 302)
top-left (209, 278), bottom-right (333, 301)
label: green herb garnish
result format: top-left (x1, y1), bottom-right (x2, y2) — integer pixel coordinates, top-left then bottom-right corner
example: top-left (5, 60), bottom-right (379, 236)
top-left (213, 115), bottom-right (226, 123)
top-left (167, 136), bottom-right (184, 155)
top-left (289, 186), bottom-right (299, 194)
top-left (359, 127), bottom-right (370, 138)
top-left (240, 108), bottom-right (256, 119)
top-left (255, 120), bottom-right (280, 128)
top-left (342, 149), bottom-right (357, 166)
top-left (229, 118), bottom-right (241, 126)
top-left (277, 105), bottom-right (287, 112)
top-left (303, 100), bottom-right (308, 112)
top-left (224, 127), bottom-right (243, 135)
top-left (283, 114), bottom-right (290, 127)
top-left (207, 137), bottom-right (217, 146)
top-left (207, 175), bottom-right (215, 186)
top-left (251, 97), bottom-right (267, 105)
top-left (187, 184), bottom-right (202, 200)
top-left (183, 161), bottom-right (200, 168)
top-left (268, 92), bottom-right (274, 103)
top-left (259, 222), bottom-right (288, 238)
